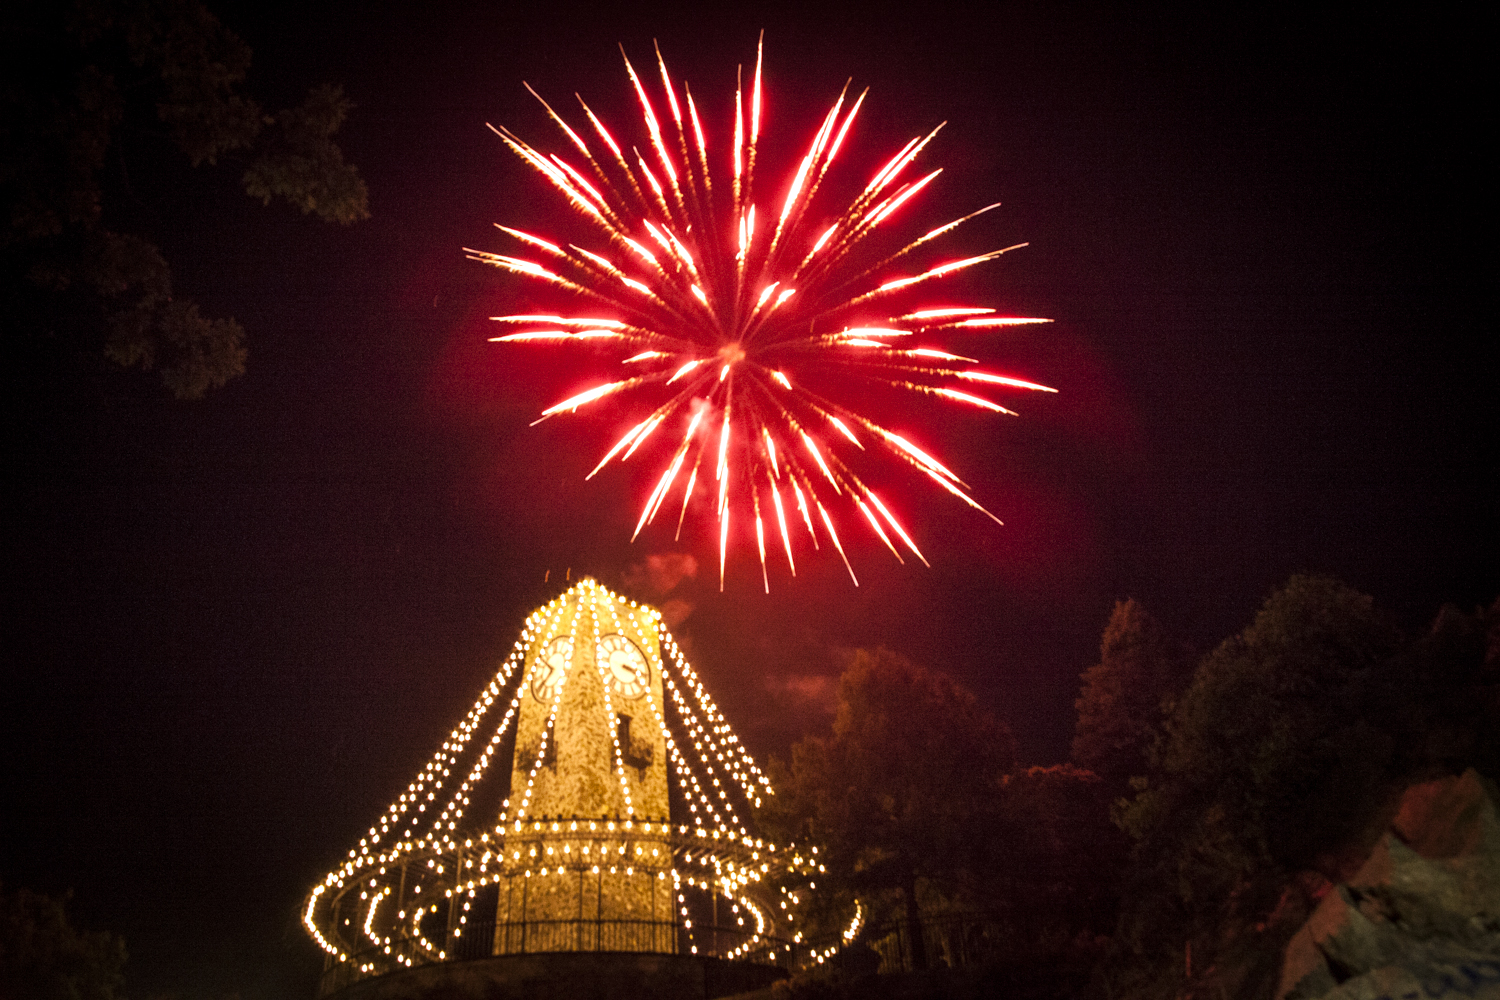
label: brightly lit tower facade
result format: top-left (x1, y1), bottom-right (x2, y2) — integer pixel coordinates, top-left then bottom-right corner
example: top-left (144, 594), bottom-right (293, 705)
top-left (302, 579), bottom-right (841, 997)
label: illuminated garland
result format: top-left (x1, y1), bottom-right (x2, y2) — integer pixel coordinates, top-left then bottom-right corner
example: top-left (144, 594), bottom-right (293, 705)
top-left (302, 580), bottom-right (842, 984)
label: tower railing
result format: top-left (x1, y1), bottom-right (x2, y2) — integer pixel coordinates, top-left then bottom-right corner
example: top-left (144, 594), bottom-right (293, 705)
top-left (318, 910), bottom-right (1016, 995)
top-left (317, 916), bottom-right (821, 997)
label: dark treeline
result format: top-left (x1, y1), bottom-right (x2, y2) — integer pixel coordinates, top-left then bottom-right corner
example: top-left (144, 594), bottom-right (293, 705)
top-left (760, 575), bottom-right (1499, 999)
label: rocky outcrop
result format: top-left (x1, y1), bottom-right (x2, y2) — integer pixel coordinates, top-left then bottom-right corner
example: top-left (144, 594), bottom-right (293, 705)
top-left (1278, 769), bottom-right (1500, 1000)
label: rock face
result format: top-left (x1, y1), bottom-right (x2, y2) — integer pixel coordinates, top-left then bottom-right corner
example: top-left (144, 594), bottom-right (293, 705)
top-left (1277, 769), bottom-right (1500, 1000)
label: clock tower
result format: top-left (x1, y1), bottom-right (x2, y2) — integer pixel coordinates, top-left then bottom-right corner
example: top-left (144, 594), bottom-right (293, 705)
top-left (301, 576), bottom-right (808, 998)
top-left (508, 582), bottom-right (668, 822)
top-left (498, 578), bottom-right (672, 952)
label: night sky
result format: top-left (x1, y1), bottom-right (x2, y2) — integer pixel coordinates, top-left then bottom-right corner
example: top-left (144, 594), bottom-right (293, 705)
top-left (2, 3), bottom-right (1492, 998)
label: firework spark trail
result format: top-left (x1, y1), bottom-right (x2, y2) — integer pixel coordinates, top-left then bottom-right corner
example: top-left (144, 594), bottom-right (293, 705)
top-left (473, 36), bottom-right (1054, 589)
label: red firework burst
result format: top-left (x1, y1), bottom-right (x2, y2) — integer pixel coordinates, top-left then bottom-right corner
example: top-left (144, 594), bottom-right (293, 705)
top-left (469, 36), bottom-right (1053, 590)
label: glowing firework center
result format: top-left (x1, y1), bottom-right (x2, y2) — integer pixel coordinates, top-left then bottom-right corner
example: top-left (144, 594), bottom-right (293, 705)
top-left (303, 580), bottom-right (826, 992)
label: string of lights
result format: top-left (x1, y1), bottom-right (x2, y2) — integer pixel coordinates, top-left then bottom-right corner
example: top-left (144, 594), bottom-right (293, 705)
top-left (303, 580), bottom-right (850, 985)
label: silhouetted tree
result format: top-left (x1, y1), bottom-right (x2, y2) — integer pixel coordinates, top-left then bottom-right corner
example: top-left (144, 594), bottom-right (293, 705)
top-left (0, 884), bottom-right (126, 1000)
top-left (2, 0), bottom-right (368, 398)
top-left (1071, 600), bottom-right (1192, 790)
top-left (1399, 597), bottom-right (1500, 782)
top-left (761, 649), bottom-right (1016, 969)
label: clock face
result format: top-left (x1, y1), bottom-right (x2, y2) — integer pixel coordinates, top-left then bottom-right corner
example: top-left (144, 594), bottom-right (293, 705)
top-left (597, 634), bottom-right (650, 700)
top-left (529, 637), bottom-right (573, 704)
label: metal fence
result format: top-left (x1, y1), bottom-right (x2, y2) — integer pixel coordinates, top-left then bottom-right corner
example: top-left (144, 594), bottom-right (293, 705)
top-left (489, 917), bottom-right (677, 956)
top-left (320, 911), bottom-right (1010, 996)
top-left (320, 917), bottom-right (802, 996)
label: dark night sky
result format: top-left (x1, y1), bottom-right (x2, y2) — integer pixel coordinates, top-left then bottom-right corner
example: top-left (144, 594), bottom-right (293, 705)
top-left (2, 3), bottom-right (1492, 998)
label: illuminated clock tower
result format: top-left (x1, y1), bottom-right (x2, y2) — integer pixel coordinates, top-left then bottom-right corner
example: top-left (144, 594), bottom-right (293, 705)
top-left (301, 578), bottom-right (817, 999)
top-left (498, 580), bottom-right (673, 951)
top-left (509, 588), bottom-right (668, 824)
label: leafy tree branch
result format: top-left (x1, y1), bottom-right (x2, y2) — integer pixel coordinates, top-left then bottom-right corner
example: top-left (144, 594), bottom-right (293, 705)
top-left (2, 0), bottom-right (369, 398)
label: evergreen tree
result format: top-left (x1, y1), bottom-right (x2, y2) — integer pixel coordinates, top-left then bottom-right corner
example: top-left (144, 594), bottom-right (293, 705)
top-left (1071, 599), bottom-right (1191, 789)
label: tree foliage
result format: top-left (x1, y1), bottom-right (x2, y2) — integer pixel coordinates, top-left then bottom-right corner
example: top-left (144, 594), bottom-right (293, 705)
top-left (764, 652), bottom-right (1131, 994)
top-left (1150, 576), bottom-right (1402, 869)
top-left (2, 0), bottom-right (368, 398)
top-left (762, 582), bottom-right (1494, 999)
top-left (1107, 577), bottom-right (1401, 996)
top-left (1400, 598), bottom-right (1500, 782)
top-left (760, 650), bottom-right (1017, 951)
top-left (1106, 576), bottom-right (1500, 999)
top-left (1071, 599), bottom-right (1192, 789)
top-left (0, 884), bottom-right (126, 1000)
